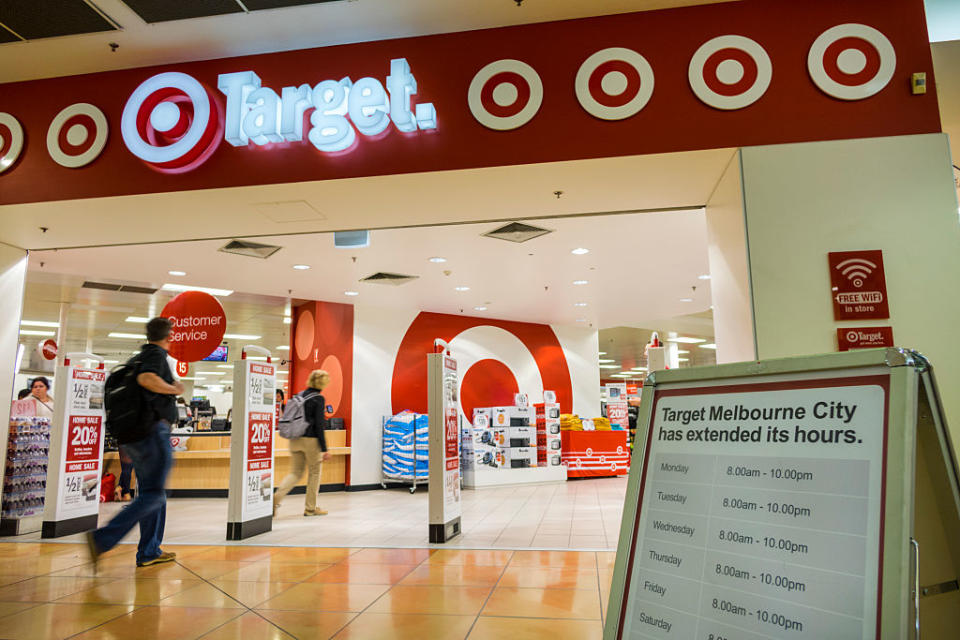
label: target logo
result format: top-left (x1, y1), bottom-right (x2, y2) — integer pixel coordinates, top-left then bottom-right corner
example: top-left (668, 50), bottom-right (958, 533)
top-left (121, 72), bottom-right (222, 173)
top-left (846, 330), bottom-right (860, 343)
top-left (0, 113), bottom-right (24, 174)
top-left (576, 48), bottom-right (655, 120)
top-left (688, 35), bottom-right (772, 110)
top-left (468, 59), bottom-right (543, 131)
top-left (46, 104), bottom-right (108, 168)
top-left (808, 24), bottom-right (896, 101)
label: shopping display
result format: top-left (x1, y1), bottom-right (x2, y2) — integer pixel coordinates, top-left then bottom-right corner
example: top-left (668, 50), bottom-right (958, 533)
top-left (534, 402), bottom-right (563, 468)
top-left (2, 413), bottom-right (51, 521)
top-left (382, 411), bottom-right (429, 485)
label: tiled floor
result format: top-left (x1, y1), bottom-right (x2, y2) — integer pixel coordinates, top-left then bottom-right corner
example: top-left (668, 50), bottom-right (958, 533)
top-left (4, 477), bottom-right (627, 550)
top-left (0, 542), bottom-right (614, 639)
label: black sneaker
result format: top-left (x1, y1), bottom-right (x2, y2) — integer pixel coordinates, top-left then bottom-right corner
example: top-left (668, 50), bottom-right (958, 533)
top-left (137, 551), bottom-right (177, 567)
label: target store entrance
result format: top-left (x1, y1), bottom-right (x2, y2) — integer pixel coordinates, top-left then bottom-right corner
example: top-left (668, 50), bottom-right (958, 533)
top-left (0, 0), bottom-right (958, 555)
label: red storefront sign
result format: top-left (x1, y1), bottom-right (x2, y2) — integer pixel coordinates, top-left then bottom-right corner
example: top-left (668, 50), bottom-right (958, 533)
top-left (160, 291), bottom-right (228, 362)
top-left (39, 339), bottom-right (58, 361)
top-left (0, 0), bottom-right (939, 205)
top-left (175, 360), bottom-right (189, 377)
top-left (828, 250), bottom-right (890, 321)
top-left (837, 327), bottom-right (895, 351)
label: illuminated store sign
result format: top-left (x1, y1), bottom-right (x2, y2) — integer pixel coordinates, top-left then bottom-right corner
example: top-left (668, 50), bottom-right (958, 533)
top-left (217, 58), bottom-right (436, 152)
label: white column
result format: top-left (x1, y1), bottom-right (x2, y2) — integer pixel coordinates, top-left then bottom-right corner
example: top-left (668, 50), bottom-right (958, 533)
top-left (0, 243), bottom-right (29, 471)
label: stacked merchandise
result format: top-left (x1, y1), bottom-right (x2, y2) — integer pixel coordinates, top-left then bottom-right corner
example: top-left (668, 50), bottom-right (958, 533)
top-left (463, 404), bottom-right (537, 469)
top-left (382, 411), bottom-right (429, 481)
top-left (534, 402), bottom-right (563, 468)
top-left (2, 416), bottom-right (51, 519)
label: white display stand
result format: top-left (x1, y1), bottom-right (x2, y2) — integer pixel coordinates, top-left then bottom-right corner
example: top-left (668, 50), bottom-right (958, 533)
top-left (428, 340), bottom-right (461, 543)
top-left (226, 345), bottom-right (276, 540)
top-left (605, 349), bottom-right (960, 640)
top-left (462, 464), bottom-right (567, 489)
top-left (41, 352), bottom-right (107, 538)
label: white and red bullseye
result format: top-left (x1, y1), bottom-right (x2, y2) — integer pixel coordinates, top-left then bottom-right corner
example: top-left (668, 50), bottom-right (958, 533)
top-left (0, 112), bottom-right (24, 174)
top-left (688, 35), bottom-right (772, 110)
top-left (808, 24), bottom-right (895, 100)
top-left (121, 72), bottom-right (221, 173)
top-left (576, 47), bottom-right (655, 120)
top-left (46, 103), bottom-right (108, 168)
top-left (468, 59), bottom-right (543, 131)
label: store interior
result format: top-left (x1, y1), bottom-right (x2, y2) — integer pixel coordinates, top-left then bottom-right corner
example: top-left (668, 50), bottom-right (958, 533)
top-left (8, 204), bottom-right (718, 549)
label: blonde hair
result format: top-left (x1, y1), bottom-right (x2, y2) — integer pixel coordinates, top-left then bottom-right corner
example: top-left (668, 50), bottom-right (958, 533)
top-left (306, 369), bottom-right (330, 390)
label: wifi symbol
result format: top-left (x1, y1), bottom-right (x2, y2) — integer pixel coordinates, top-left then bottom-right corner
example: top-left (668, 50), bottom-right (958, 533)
top-left (836, 258), bottom-right (876, 288)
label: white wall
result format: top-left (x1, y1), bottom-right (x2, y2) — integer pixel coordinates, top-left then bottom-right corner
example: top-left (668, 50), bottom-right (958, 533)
top-left (0, 244), bottom-right (29, 475)
top-left (740, 133), bottom-right (960, 443)
top-left (705, 150), bottom-right (756, 363)
top-left (552, 324), bottom-right (601, 417)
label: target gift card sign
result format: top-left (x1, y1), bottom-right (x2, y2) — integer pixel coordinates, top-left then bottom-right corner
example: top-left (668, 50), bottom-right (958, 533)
top-left (828, 250), bottom-right (890, 320)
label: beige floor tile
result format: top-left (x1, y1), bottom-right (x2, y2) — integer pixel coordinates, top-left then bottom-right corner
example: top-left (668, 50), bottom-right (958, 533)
top-left (482, 586), bottom-right (601, 619)
top-left (187, 547), bottom-right (276, 563)
top-left (0, 576), bottom-right (113, 602)
top-left (308, 563), bottom-right (417, 584)
top-left (158, 582), bottom-right (247, 608)
top-left (199, 611), bottom-right (295, 640)
top-left (0, 602), bottom-right (134, 639)
top-left (0, 601), bottom-right (39, 618)
top-left (509, 550), bottom-right (598, 569)
top-left (398, 564), bottom-right (503, 587)
top-left (469, 616), bottom-right (603, 639)
top-left (366, 585), bottom-right (491, 616)
top-left (426, 549), bottom-right (513, 566)
top-left (335, 612), bottom-right (474, 639)
top-left (256, 609), bottom-right (357, 639)
top-left (345, 548), bottom-right (433, 565)
top-left (210, 580), bottom-right (297, 608)
top-left (57, 577), bottom-right (202, 605)
top-left (267, 547), bottom-right (356, 564)
top-left (498, 565), bottom-right (598, 589)
top-left (71, 605), bottom-right (241, 640)
top-left (175, 560), bottom-right (248, 580)
top-left (214, 561), bottom-right (327, 583)
top-left (257, 582), bottom-right (390, 612)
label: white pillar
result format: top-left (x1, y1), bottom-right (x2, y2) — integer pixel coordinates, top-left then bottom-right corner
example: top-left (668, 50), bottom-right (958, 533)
top-left (0, 243), bottom-right (29, 471)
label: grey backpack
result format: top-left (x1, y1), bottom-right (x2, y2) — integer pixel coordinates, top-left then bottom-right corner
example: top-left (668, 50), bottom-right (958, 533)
top-left (277, 391), bottom-right (318, 439)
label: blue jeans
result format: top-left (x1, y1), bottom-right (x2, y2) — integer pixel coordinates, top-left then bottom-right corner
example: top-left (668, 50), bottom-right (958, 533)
top-left (118, 447), bottom-right (134, 497)
top-left (93, 421), bottom-right (172, 564)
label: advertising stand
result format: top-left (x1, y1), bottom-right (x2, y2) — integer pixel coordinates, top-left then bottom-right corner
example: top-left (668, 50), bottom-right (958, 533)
top-left (41, 353), bottom-right (106, 538)
top-left (605, 349), bottom-right (960, 640)
top-left (428, 339), bottom-right (461, 543)
top-left (226, 346), bottom-right (276, 540)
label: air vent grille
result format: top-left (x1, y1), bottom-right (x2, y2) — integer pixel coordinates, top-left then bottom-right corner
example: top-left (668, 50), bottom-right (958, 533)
top-left (219, 239), bottom-right (283, 259)
top-left (359, 272), bottom-right (419, 286)
top-left (482, 222), bottom-right (552, 243)
top-left (81, 281), bottom-right (157, 294)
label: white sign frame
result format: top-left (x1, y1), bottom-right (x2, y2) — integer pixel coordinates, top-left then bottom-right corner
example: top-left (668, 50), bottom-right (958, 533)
top-left (428, 340), bottom-right (461, 542)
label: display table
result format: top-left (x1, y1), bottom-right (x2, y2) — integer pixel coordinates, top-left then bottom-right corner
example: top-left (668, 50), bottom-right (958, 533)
top-left (103, 430), bottom-right (350, 495)
top-left (560, 430), bottom-right (629, 478)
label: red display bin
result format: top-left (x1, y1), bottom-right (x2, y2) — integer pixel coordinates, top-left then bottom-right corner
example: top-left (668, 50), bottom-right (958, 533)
top-left (560, 430), bottom-right (630, 478)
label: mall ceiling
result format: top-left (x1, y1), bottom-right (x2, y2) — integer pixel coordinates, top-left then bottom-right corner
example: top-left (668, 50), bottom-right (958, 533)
top-left (0, 0), bottom-right (734, 83)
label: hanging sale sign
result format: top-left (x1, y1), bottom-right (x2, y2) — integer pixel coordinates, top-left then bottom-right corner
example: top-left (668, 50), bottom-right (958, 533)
top-left (227, 348), bottom-right (276, 540)
top-left (160, 291), bottom-right (227, 362)
top-left (42, 354), bottom-right (106, 538)
top-left (829, 250), bottom-right (890, 321)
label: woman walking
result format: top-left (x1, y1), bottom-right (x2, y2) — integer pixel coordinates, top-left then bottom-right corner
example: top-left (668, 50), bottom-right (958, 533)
top-left (274, 370), bottom-right (331, 516)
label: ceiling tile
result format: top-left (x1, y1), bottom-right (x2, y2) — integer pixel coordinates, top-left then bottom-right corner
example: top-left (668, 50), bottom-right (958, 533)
top-left (122, 0), bottom-right (243, 23)
top-left (0, 0), bottom-right (116, 40)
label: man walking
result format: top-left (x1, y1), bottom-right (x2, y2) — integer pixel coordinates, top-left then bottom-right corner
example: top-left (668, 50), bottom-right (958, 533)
top-left (88, 317), bottom-right (182, 568)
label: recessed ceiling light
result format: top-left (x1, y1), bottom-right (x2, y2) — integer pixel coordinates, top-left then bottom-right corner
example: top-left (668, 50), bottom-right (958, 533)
top-left (125, 316), bottom-right (150, 324)
top-left (599, 364), bottom-right (620, 369)
top-left (631, 367), bottom-right (648, 371)
top-left (283, 317), bottom-right (292, 324)
top-left (454, 286), bottom-right (470, 292)
top-left (680, 298), bottom-right (694, 302)
top-left (292, 264), bottom-right (311, 270)
top-left (197, 371), bottom-right (226, 376)
top-left (698, 274), bottom-right (711, 280)
top-left (275, 345), bottom-right (290, 351)
top-left (676, 350), bottom-right (690, 354)
top-left (699, 343), bottom-right (717, 349)
top-left (20, 320), bottom-right (59, 328)
top-left (598, 351), bottom-right (606, 355)
top-left (575, 318), bottom-right (588, 323)
top-left (217, 365), bottom-right (234, 369)
top-left (619, 371), bottom-right (635, 375)
top-left (224, 333), bottom-right (261, 340)
top-left (429, 257), bottom-right (447, 263)
top-left (168, 270), bottom-right (186, 277)
top-left (599, 359), bottom-right (615, 363)
top-left (571, 248), bottom-right (589, 255)
top-left (344, 291), bottom-right (359, 296)
top-left (474, 306), bottom-right (487, 311)
top-left (573, 280), bottom-right (588, 285)
top-left (109, 332), bottom-right (146, 340)
top-left (574, 302), bottom-right (587, 307)
top-left (666, 337), bottom-right (707, 344)
top-left (678, 357), bottom-right (690, 362)
top-left (19, 329), bottom-right (55, 336)
top-left (161, 283), bottom-right (233, 296)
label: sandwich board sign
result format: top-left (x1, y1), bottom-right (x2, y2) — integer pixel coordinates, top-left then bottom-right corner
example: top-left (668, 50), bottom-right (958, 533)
top-left (428, 339), bottom-right (461, 543)
top-left (605, 348), bottom-right (960, 639)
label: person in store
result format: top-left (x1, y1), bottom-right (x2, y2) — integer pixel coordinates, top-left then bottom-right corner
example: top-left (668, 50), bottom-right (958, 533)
top-left (273, 369), bottom-right (332, 517)
top-left (275, 388), bottom-right (285, 423)
top-left (16, 388), bottom-right (30, 400)
top-left (29, 377), bottom-right (54, 417)
top-left (87, 317), bottom-right (182, 569)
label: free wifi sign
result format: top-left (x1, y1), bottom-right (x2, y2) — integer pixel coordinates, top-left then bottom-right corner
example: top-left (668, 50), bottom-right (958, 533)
top-left (828, 250), bottom-right (890, 320)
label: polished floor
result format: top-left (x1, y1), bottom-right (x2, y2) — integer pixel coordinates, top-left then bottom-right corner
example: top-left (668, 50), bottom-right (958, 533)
top-left (6, 477), bottom-right (628, 550)
top-left (0, 542), bottom-right (613, 639)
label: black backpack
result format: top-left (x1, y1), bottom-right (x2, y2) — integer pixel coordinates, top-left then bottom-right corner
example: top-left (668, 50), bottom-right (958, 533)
top-left (104, 355), bottom-right (143, 439)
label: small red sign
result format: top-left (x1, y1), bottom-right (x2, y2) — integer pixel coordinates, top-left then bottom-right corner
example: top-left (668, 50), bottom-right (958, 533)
top-left (175, 361), bottom-right (189, 377)
top-left (161, 291), bottom-right (228, 362)
top-left (828, 250), bottom-right (890, 320)
top-left (40, 339), bottom-right (57, 361)
top-left (837, 327), bottom-right (895, 351)
top-left (246, 411), bottom-right (273, 471)
top-left (66, 415), bottom-right (102, 462)
top-left (626, 385), bottom-right (640, 396)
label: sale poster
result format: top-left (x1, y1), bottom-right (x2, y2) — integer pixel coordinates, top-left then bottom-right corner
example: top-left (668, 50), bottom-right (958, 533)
top-left (443, 357), bottom-right (461, 520)
top-left (55, 367), bottom-right (106, 519)
top-left (243, 362), bottom-right (275, 517)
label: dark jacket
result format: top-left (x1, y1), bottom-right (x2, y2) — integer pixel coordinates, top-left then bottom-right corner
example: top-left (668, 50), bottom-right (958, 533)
top-left (117, 343), bottom-right (177, 444)
top-left (302, 390), bottom-right (329, 452)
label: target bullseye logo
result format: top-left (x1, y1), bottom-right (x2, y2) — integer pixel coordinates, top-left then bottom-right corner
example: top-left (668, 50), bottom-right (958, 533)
top-left (121, 72), bottom-right (221, 173)
top-left (0, 113), bottom-right (24, 174)
top-left (468, 60), bottom-right (543, 131)
top-left (688, 35), bottom-right (772, 110)
top-left (46, 104), bottom-right (108, 168)
top-left (576, 48), bottom-right (654, 120)
top-left (808, 24), bottom-right (895, 100)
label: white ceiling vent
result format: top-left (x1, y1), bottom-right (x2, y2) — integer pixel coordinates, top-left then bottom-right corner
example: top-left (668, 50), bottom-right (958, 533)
top-left (219, 240), bottom-right (282, 259)
top-left (482, 222), bottom-right (553, 243)
top-left (360, 272), bottom-right (419, 286)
